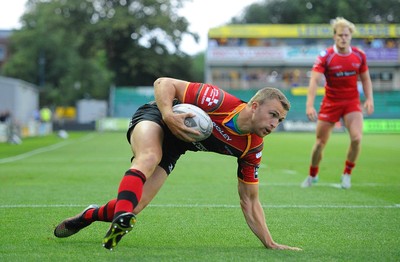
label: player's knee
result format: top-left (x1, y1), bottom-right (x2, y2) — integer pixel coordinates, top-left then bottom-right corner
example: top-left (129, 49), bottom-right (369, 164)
top-left (351, 135), bottom-right (362, 146)
top-left (315, 139), bottom-right (327, 149)
top-left (142, 153), bottom-right (161, 167)
top-left (133, 152), bottom-right (161, 171)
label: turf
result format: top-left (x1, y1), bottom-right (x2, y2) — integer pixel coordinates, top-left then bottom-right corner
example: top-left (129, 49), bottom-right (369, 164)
top-left (0, 131), bottom-right (399, 261)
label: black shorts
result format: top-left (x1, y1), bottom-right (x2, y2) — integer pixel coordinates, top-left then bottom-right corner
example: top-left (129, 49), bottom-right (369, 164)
top-left (126, 101), bottom-right (190, 175)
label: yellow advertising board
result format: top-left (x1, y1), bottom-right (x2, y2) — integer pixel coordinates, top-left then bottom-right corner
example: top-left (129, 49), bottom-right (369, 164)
top-left (209, 24), bottom-right (400, 38)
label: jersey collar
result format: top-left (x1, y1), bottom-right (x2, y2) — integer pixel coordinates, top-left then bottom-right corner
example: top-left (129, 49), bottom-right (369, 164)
top-left (333, 45), bottom-right (352, 56)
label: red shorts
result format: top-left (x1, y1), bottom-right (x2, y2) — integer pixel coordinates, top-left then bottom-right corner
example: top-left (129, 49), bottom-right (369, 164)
top-left (318, 97), bottom-right (362, 123)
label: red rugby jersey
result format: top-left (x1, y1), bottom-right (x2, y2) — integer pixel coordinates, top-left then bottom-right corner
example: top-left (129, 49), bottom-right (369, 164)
top-left (312, 46), bottom-right (368, 100)
top-left (182, 82), bottom-right (263, 184)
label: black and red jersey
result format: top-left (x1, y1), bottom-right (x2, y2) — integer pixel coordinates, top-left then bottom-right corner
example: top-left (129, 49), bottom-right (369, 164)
top-left (182, 82), bottom-right (263, 184)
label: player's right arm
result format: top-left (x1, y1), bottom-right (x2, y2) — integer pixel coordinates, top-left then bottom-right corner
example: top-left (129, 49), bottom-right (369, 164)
top-left (153, 77), bottom-right (199, 142)
top-left (306, 71), bottom-right (323, 122)
top-left (238, 181), bottom-right (302, 250)
top-left (360, 70), bottom-right (374, 115)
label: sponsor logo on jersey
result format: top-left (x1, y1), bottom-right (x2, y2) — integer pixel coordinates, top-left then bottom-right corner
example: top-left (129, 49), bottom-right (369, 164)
top-left (213, 122), bottom-right (232, 141)
top-left (200, 86), bottom-right (220, 108)
top-left (192, 141), bottom-right (208, 151)
top-left (335, 71), bottom-right (356, 77)
top-left (205, 97), bottom-right (219, 106)
top-left (254, 166), bottom-right (259, 179)
top-left (256, 152), bottom-right (262, 159)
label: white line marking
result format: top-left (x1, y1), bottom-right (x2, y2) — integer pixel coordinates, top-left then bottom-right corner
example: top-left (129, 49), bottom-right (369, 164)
top-left (0, 134), bottom-right (95, 164)
top-left (0, 204), bottom-right (398, 209)
top-left (281, 169), bottom-right (298, 175)
top-left (259, 182), bottom-right (395, 187)
top-left (149, 204), bottom-right (400, 209)
top-left (0, 141), bottom-right (70, 164)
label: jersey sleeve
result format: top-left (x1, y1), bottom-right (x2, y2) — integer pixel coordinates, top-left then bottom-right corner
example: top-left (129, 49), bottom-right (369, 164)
top-left (359, 51), bottom-right (369, 73)
top-left (237, 144), bottom-right (263, 184)
top-left (312, 50), bottom-right (328, 74)
top-left (183, 82), bottom-right (225, 112)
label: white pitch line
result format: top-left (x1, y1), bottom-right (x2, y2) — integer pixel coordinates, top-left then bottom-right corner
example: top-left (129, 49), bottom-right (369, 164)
top-left (0, 204), bottom-right (399, 209)
top-left (0, 133), bottom-right (95, 164)
top-left (259, 182), bottom-right (394, 187)
top-left (148, 204), bottom-right (400, 209)
top-left (0, 141), bottom-right (70, 164)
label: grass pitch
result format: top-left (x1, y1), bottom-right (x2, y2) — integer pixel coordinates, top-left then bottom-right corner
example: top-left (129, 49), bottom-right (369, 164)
top-left (0, 131), bottom-right (399, 261)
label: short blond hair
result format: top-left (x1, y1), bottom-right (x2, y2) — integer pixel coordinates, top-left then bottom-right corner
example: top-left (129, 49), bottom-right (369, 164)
top-left (248, 87), bottom-right (291, 111)
top-left (331, 17), bottom-right (356, 34)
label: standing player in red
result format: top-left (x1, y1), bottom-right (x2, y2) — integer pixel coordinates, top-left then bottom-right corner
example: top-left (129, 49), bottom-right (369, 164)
top-left (54, 77), bottom-right (302, 251)
top-left (301, 17), bottom-right (374, 189)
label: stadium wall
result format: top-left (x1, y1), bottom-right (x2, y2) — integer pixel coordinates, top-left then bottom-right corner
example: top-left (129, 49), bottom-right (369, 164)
top-left (104, 87), bottom-right (400, 133)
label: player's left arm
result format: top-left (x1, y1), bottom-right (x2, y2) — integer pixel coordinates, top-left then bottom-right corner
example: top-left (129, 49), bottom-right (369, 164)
top-left (238, 181), bottom-right (302, 251)
top-left (360, 70), bottom-right (374, 115)
top-left (153, 77), bottom-right (199, 142)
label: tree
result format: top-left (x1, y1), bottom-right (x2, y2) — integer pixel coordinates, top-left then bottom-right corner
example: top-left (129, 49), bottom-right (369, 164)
top-left (190, 52), bottom-right (205, 83)
top-left (3, 0), bottom-right (197, 106)
top-left (90, 0), bottom-right (198, 86)
top-left (235, 0), bottom-right (400, 24)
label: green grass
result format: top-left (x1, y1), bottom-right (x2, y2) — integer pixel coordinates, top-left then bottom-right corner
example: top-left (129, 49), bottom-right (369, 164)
top-left (0, 131), bottom-right (399, 261)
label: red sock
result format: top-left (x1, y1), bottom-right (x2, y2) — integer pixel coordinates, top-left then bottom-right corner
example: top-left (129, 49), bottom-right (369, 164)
top-left (113, 169), bottom-right (146, 218)
top-left (84, 199), bottom-right (117, 222)
top-left (309, 166), bottom-right (319, 177)
top-left (343, 160), bottom-right (355, 175)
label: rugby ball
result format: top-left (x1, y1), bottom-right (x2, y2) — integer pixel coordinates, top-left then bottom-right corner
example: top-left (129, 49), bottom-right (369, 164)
top-left (172, 103), bottom-right (213, 141)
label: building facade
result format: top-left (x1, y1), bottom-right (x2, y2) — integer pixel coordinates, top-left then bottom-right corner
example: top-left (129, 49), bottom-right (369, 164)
top-left (0, 30), bottom-right (12, 71)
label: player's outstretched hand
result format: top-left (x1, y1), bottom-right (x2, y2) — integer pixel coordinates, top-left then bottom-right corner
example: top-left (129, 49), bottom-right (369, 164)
top-left (267, 242), bottom-right (302, 251)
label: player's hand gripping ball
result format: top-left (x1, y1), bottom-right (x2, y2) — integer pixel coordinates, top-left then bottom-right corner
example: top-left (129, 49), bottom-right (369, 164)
top-left (172, 104), bottom-right (213, 142)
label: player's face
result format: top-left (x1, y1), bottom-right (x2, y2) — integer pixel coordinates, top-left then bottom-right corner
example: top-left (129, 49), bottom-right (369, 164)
top-left (251, 99), bottom-right (287, 137)
top-left (334, 26), bottom-right (352, 52)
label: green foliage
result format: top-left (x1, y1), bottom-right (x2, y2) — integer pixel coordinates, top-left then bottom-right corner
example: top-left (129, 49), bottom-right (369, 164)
top-left (3, 0), bottom-right (197, 106)
top-left (0, 132), bottom-right (399, 261)
top-left (190, 52), bottom-right (205, 82)
top-left (238, 0), bottom-right (400, 24)
top-left (90, 0), bottom-right (197, 85)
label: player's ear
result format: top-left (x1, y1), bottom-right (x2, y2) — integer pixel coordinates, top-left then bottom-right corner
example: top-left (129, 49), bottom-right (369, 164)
top-left (251, 101), bottom-right (259, 111)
